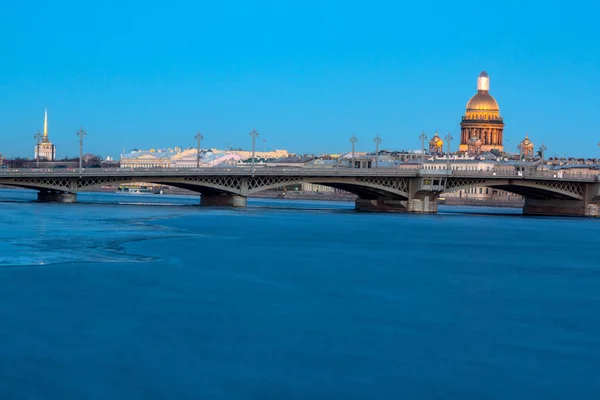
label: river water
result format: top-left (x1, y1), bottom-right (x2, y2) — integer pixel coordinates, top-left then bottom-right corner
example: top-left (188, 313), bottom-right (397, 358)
top-left (0, 189), bottom-right (599, 399)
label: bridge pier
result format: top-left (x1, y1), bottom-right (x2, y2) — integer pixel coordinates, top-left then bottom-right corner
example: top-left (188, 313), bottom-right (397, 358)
top-left (523, 198), bottom-right (599, 217)
top-left (355, 197), bottom-right (408, 212)
top-left (37, 191), bottom-right (77, 203)
top-left (407, 195), bottom-right (439, 214)
top-left (200, 194), bottom-right (247, 208)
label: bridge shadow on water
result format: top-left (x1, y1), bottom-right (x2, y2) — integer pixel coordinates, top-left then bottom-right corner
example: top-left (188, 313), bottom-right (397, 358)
top-left (0, 188), bottom-right (586, 219)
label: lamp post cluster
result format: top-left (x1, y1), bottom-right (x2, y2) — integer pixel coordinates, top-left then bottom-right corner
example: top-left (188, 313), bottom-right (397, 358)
top-left (76, 127), bottom-right (86, 174)
top-left (33, 130), bottom-right (42, 167)
top-left (249, 128), bottom-right (259, 175)
top-left (45, 127), bottom-right (562, 174)
top-left (349, 134), bottom-right (358, 168)
top-left (374, 135), bottom-right (382, 169)
top-left (445, 132), bottom-right (453, 170)
top-left (539, 144), bottom-right (547, 169)
top-left (419, 131), bottom-right (428, 166)
top-left (195, 131), bottom-right (204, 168)
top-left (346, 134), bottom-right (384, 169)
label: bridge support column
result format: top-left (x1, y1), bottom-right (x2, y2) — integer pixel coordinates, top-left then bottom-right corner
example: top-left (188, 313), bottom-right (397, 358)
top-left (405, 178), bottom-right (442, 214)
top-left (355, 197), bottom-right (408, 212)
top-left (523, 198), bottom-right (599, 217)
top-left (200, 194), bottom-right (247, 208)
top-left (37, 191), bottom-right (77, 203)
top-left (407, 195), bottom-right (439, 214)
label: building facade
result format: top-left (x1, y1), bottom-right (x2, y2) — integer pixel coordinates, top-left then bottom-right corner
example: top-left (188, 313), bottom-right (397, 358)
top-left (459, 71), bottom-right (505, 155)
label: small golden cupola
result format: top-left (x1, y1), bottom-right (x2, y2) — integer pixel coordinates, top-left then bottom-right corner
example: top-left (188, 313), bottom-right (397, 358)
top-left (518, 134), bottom-right (535, 157)
top-left (429, 131), bottom-right (444, 153)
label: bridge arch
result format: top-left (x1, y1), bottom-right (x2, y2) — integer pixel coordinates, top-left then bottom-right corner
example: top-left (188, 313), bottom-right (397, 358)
top-left (0, 175), bottom-right (245, 197)
top-left (246, 176), bottom-right (409, 199)
top-left (444, 178), bottom-right (585, 200)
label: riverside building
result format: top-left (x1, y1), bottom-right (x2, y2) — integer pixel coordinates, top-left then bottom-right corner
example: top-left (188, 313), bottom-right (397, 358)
top-left (120, 148), bottom-right (289, 168)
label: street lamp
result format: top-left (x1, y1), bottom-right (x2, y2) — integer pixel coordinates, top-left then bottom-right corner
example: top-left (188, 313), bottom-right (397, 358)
top-left (539, 144), bottom-right (547, 172)
top-left (350, 134), bottom-right (358, 169)
top-left (445, 132), bottom-right (453, 171)
top-left (195, 130), bottom-right (204, 168)
top-left (373, 135), bottom-right (382, 169)
top-left (517, 139), bottom-right (524, 174)
top-left (249, 128), bottom-right (259, 175)
top-left (33, 130), bottom-right (42, 167)
top-left (76, 127), bottom-right (87, 174)
top-left (419, 131), bottom-right (428, 166)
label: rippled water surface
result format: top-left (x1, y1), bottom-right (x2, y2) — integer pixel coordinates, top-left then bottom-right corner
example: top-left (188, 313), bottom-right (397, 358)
top-left (1, 189), bottom-right (599, 399)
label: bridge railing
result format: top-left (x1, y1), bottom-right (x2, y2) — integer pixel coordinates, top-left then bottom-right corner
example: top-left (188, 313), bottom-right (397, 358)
top-left (0, 166), bottom-right (421, 177)
top-left (448, 170), bottom-right (599, 181)
top-left (0, 166), bottom-right (598, 182)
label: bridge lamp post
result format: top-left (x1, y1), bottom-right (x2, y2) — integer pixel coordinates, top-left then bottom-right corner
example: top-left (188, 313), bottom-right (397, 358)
top-left (374, 135), bottom-right (382, 169)
top-left (539, 144), bottom-right (547, 172)
top-left (350, 134), bottom-right (358, 169)
top-left (518, 142), bottom-right (524, 173)
top-left (445, 132), bottom-right (453, 172)
top-left (195, 130), bottom-right (204, 168)
top-left (33, 130), bottom-right (42, 167)
top-left (76, 127), bottom-right (86, 174)
top-left (249, 128), bottom-right (259, 175)
top-left (419, 131), bottom-right (427, 167)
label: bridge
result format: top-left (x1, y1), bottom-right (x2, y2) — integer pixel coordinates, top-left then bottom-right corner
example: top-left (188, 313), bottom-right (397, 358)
top-left (1, 167), bottom-right (599, 217)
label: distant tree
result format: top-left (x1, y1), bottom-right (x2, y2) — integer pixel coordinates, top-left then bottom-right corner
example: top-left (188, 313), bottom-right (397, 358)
top-left (82, 153), bottom-right (102, 167)
top-left (5, 157), bottom-right (28, 168)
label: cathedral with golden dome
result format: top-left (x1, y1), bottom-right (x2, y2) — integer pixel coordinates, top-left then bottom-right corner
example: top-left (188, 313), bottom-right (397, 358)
top-left (459, 71), bottom-right (504, 154)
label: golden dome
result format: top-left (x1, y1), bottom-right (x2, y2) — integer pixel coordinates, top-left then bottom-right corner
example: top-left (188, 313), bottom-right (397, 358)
top-left (465, 71), bottom-right (500, 112)
top-left (466, 92), bottom-right (499, 112)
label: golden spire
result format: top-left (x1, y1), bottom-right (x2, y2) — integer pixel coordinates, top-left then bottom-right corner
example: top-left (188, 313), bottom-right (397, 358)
top-left (43, 107), bottom-right (48, 139)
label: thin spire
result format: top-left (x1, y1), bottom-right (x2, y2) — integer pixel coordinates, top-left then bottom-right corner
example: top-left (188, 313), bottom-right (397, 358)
top-left (43, 107), bottom-right (48, 139)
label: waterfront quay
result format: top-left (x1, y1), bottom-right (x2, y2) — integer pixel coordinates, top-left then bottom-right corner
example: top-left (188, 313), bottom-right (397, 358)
top-left (1, 166), bottom-right (599, 217)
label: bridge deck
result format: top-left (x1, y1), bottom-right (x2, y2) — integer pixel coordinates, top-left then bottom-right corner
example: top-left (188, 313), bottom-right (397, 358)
top-left (0, 167), bottom-right (597, 182)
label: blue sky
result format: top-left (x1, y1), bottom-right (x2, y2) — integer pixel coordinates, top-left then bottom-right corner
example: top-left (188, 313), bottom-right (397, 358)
top-left (0, 0), bottom-right (599, 159)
